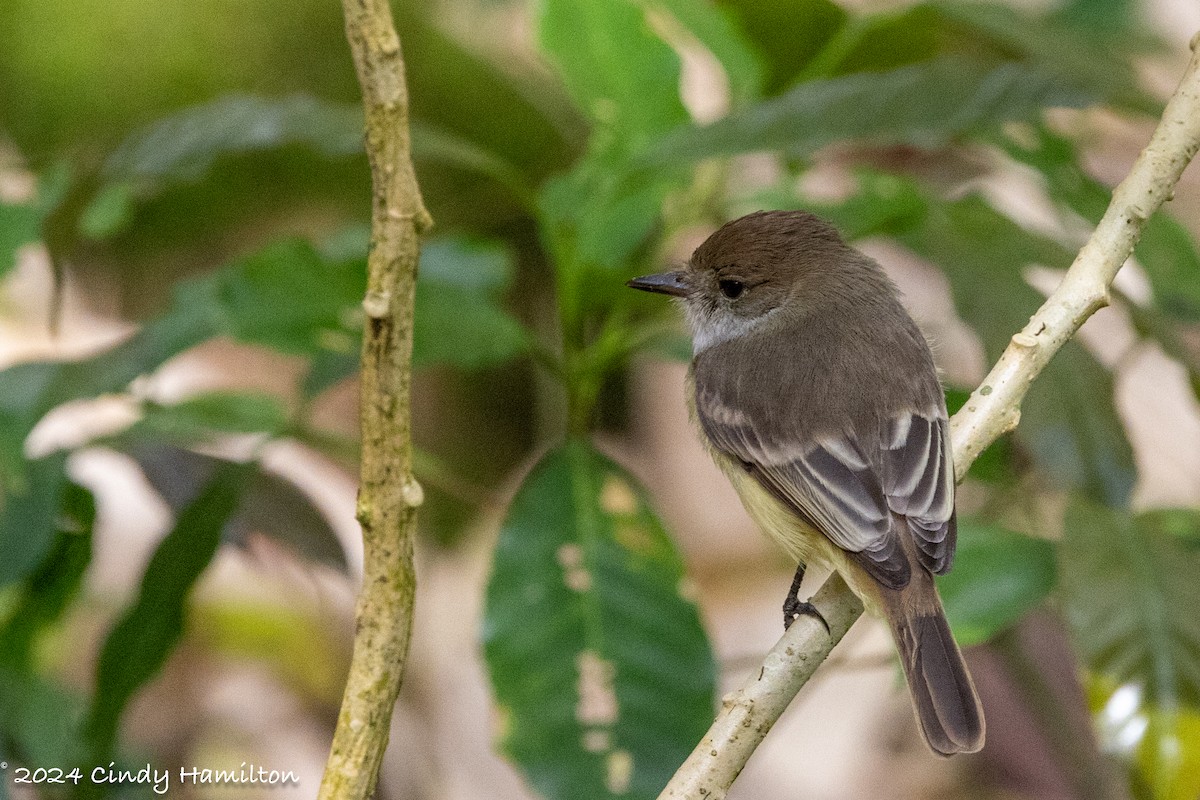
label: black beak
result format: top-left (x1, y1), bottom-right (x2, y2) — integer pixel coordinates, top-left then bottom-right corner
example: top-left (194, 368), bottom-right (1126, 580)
top-left (626, 271), bottom-right (689, 297)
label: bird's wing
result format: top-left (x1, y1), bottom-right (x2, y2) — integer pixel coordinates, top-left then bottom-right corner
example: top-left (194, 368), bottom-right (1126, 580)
top-left (697, 392), bottom-right (956, 589)
top-left (881, 412), bottom-right (957, 575)
top-left (696, 389), bottom-right (907, 588)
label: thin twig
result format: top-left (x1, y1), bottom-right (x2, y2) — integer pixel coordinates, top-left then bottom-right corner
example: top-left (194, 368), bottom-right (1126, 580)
top-left (659, 33), bottom-right (1200, 800)
top-left (317, 0), bottom-right (432, 797)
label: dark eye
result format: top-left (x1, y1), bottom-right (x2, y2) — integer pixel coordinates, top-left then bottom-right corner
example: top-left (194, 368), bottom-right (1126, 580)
top-left (719, 279), bottom-right (745, 300)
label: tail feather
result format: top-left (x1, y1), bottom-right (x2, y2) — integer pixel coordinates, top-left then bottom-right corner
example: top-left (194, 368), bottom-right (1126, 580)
top-left (886, 594), bottom-right (985, 755)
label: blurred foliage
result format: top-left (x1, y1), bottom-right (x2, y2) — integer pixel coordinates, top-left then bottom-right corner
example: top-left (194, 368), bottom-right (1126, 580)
top-left (1, 0), bottom-right (1199, 797)
top-left (936, 521), bottom-right (1057, 647)
top-left (84, 461), bottom-right (251, 760)
top-left (189, 595), bottom-right (349, 705)
top-left (1062, 503), bottom-right (1200, 710)
top-left (1065, 505), bottom-right (1200, 799)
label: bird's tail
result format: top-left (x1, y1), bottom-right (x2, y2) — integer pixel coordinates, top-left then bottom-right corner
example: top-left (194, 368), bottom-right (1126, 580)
top-left (880, 581), bottom-right (985, 756)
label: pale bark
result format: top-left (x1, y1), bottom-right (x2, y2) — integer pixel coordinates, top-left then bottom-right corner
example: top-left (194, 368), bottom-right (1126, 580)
top-left (317, 1), bottom-right (432, 797)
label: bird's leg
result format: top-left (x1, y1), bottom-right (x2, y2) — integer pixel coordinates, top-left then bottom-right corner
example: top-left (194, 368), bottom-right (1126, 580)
top-left (782, 563), bottom-right (829, 634)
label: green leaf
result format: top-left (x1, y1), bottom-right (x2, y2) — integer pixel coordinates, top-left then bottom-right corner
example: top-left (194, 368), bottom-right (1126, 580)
top-left (410, 120), bottom-right (534, 206)
top-left (789, 1), bottom-right (1152, 109)
top-left (0, 482), bottom-right (94, 673)
top-left (1052, 0), bottom-right (1136, 34)
top-left (1134, 217), bottom-right (1200, 323)
top-left (1138, 509), bottom-right (1200, 551)
top-left (414, 285), bottom-right (529, 370)
top-left (0, 454), bottom-right (69, 589)
top-left (121, 443), bottom-right (345, 571)
top-left (416, 238), bottom-right (530, 368)
top-left (539, 0), bottom-right (688, 148)
top-left (420, 236), bottom-right (515, 292)
top-left (135, 392), bottom-right (290, 441)
top-left (0, 668), bottom-right (88, 769)
top-left (85, 460), bottom-right (252, 757)
top-left (0, 364), bottom-right (61, 486)
top-left (484, 440), bottom-right (716, 799)
top-left (935, 520), bottom-right (1056, 646)
top-left (932, 1), bottom-right (1151, 114)
top-left (1060, 501), bottom-right (1200, 710)
top-left (533, 0), bottom-right (705, 280)
top-left (0, 167), bottom-right (70, 277)
top-left (219, 234), bottom-right (529, 369)
top-left (715, 0), bottom-right (847, 95)
top-left (0, 280), bottom-right (234, 492)
top-left (78, 181), bottom-right (136, 241)
top-left (795, 4), bottom-right (948, 81)
top-left (302, 350), bottom-right (360, 400)
top-left (640, 56), bottom-right (1092, 168)
top-left (993, 123), bottom-right (1109, 218)
top-left (540, 156), bottom-right (678, 275)
top-left (0, 198), bottom-right (43, 277)
top-left (103, 94), bottom-right (363, 186)
top-left (0, 233), bottom-right (526, 478)
top-left (895, 193), bottom-right (1136, 505)
top-left (217, 238), bottom-right (363, 356)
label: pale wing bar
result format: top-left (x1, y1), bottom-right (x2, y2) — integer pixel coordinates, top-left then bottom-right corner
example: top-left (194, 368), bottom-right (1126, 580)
top-left (882, 412), bottom-right (957, 574)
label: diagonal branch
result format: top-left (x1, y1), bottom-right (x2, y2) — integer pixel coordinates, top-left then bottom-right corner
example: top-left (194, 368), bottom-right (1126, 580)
top-left (659, 32), bottom-right (1200, 800)
top-left (318, 1), bottom-right (433, 798)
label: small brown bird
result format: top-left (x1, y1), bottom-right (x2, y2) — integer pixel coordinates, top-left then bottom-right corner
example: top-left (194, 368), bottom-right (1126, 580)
top-left (628, 210), bottom-right (984, 756)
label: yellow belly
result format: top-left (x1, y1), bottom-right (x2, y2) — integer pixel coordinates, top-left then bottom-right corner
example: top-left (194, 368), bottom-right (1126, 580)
top-left (710, 447), bottom-right (885, 618)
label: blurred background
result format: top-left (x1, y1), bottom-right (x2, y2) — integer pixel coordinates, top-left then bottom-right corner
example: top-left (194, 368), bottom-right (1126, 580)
top-left (2, 0), bottom-right (1200, 798)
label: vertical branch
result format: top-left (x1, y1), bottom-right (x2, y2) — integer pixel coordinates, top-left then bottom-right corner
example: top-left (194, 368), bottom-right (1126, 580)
top-left (319, 1), bottom-right (432, 798)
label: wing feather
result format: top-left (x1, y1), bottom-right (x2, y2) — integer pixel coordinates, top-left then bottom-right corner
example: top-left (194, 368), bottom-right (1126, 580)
top-left (884, 414), bottom-right (957, 574)
top-left (697, 388), bottom-right (958, 587)
top-left (696, 389), bottom-right (910, 588)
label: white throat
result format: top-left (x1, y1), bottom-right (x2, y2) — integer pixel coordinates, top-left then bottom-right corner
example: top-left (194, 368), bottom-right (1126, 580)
top-left (684, 304), bottom-right (778, 355)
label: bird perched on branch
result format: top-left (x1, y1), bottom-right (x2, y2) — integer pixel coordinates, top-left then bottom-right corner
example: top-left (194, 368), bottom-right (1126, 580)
top-left (628, 210), bottom-right (984, 756)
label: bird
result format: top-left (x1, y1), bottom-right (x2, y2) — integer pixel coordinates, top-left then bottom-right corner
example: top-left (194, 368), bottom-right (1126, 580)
top-left (627, 209), bottom-right (985, 756)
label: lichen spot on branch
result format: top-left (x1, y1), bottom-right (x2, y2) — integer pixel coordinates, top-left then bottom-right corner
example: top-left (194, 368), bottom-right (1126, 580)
top-left (363, 290), bottom-right (392, 319)
top-left (401, 478), bottom-right (424, 508)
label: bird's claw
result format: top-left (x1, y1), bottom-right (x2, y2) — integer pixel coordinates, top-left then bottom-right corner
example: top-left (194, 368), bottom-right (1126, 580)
top-left (783, 597), bottom-right (830, 635)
